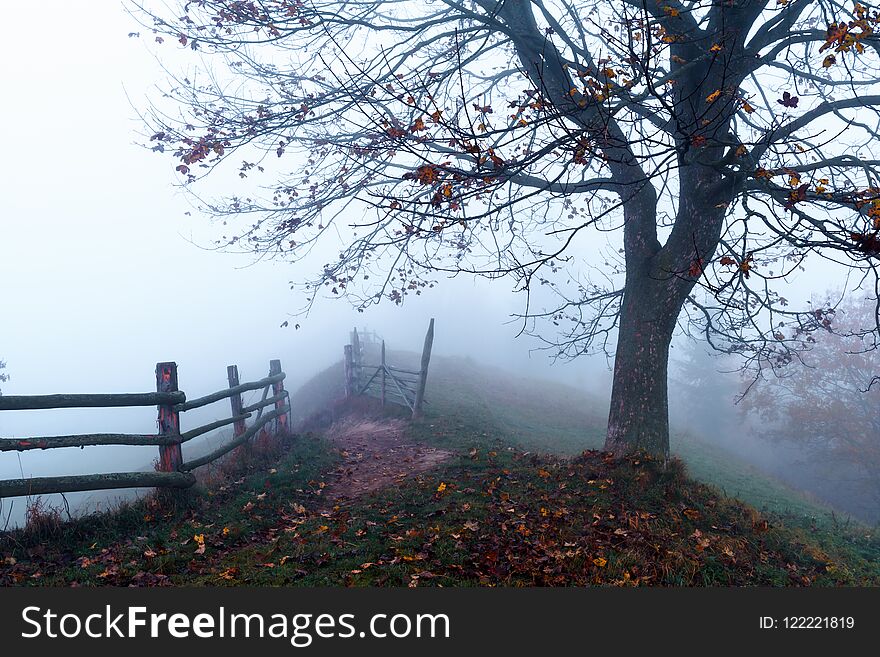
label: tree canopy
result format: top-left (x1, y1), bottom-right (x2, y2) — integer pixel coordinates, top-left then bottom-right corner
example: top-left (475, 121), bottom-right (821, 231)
top-left (136, 0), bottom-right (880, 456)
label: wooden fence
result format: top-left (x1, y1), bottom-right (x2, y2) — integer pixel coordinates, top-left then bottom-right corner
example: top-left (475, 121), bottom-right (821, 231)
top-left (0, 360), bottom-right (291, 499)
top-left (344, 319), bottom-right (434, 418)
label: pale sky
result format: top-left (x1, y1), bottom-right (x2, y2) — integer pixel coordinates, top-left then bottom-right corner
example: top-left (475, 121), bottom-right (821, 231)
top-left (0, 2), bottom-right (586, 447)
top-left (0, 2), bottom-right (579, 526)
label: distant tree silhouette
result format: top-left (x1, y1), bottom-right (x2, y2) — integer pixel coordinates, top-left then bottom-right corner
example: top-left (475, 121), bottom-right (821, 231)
top-left (670, 343), bottom-right (740, 442)
top-left (740, 295), bottom-right (880, 504)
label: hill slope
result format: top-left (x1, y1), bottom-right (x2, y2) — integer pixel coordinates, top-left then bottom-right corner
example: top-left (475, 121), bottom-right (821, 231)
top-left (405, 353), bottom-right (850, 524)
top-left (2, 353), bottom-right (878, 586)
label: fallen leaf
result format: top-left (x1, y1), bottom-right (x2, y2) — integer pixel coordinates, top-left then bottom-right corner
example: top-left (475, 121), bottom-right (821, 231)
top-left (218, 567), bottom-right (238, 580)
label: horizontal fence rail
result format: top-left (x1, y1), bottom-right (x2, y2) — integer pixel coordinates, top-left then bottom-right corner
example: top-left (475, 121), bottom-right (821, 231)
top-left (181, 404), bottom-right (289, 472)
top-left (0, 360), bottom-right (291, 499)
top-left (241, 391), bottom-right (287, 414)
top-left (0, 472), bottom-right (196, 498)
top-left (0, 391), bottom-right (185, 411)
top-left (0, 433), bottom-right (176, 452)
top-left (174, 373), bottom-right (284, 412)
top-left (179, 413), bottom-right (253, 444)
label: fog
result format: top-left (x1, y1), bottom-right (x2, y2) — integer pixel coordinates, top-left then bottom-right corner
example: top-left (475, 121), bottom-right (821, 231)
top-left (1, 3), bottom-right (876, 529)
top-left (0, 3), bottom-right (605, 526)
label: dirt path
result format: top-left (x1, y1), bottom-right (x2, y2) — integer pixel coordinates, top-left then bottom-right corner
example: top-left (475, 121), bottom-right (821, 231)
top-left (317, 417), bottom-right (453, 507)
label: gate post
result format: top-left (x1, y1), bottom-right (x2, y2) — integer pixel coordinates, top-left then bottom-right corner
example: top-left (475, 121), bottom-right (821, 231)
top-left (344, 345), bottom-right (354, 397)
top-left (412, 318), bottom-right (434, 419)
top-left (381, 340), bottom-right (386, 409)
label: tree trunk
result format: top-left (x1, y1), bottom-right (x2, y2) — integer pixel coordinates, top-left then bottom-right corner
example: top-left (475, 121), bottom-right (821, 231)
top-left (605, 278), bottom-right (679, 459)
top-left (604, 163), bottom-right (731, 458)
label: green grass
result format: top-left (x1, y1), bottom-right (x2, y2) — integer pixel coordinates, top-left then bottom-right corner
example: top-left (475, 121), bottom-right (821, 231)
top-left (418, 354), bottom-right (864, 523)
top-left (419, 355), bottom-right (880, 578)
top-left (3, 353), bottom-right (878, 586)
top-left (0, 435), bottom-right (339, 586)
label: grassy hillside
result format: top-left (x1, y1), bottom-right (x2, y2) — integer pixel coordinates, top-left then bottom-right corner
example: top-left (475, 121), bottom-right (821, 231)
top-left (2, 352), bottom-right (878, 586)
top-left (415, 354), bottom-right (852, 527)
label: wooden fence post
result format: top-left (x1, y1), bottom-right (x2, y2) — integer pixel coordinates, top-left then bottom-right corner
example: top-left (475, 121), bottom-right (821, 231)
top-left (156, 361), bottom-right (183, 471)
top-left (381, 340), bottom-right (386, 409)
top-left (344, 345), bottom-right (354, 398)
top-left (412, 318), bottom-right (435, 419)
top-left (269, 359), bottom-right (289, 434)
top-left (352, 328), bottom-right (361, 387)
top-left (227, 365), bottom-right (246, 439)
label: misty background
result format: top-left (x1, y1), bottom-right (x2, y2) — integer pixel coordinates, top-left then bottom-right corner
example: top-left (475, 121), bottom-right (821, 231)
top-left (1, 3), bottom-right (874, 528)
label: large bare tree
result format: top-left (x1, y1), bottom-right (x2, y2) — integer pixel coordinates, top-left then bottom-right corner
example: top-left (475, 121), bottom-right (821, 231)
top-left (135, 0), bottom-right (880, 457)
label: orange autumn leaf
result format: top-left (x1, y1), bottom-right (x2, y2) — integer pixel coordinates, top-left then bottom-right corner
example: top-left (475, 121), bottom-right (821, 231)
top-left (820, 23), bottom-right (849, 52)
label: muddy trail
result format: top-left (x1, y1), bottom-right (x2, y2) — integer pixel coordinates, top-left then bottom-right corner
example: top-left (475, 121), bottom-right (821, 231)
top-left (316, 417), bottom-right (453, 508)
